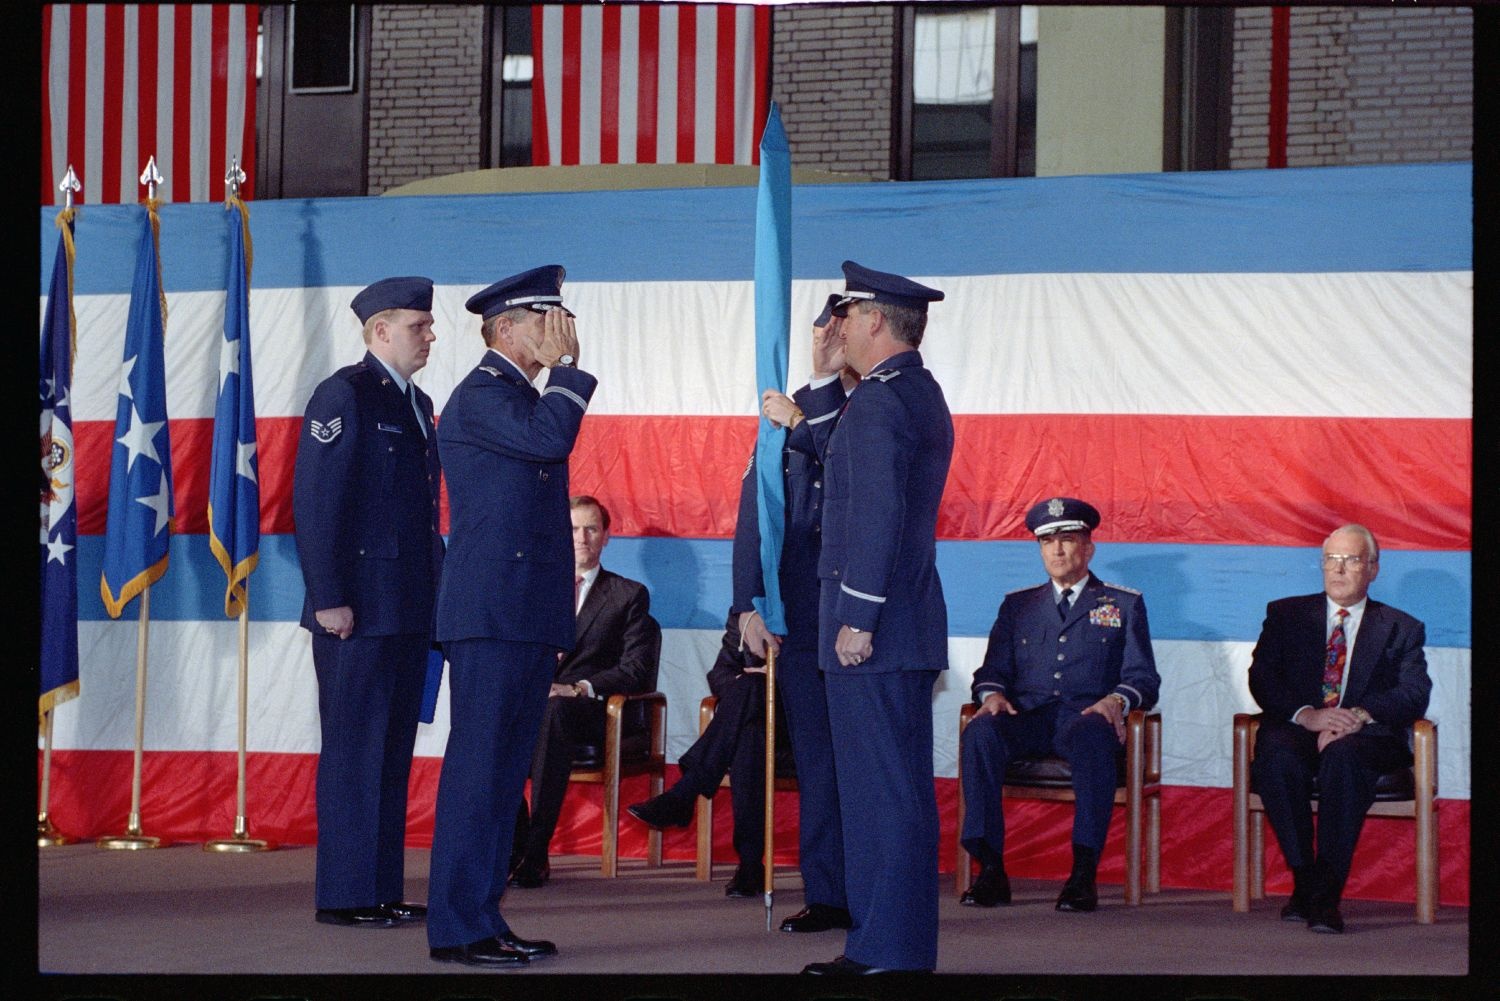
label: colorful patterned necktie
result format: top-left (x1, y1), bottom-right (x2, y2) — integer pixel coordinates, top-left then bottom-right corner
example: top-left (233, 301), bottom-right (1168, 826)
top-left (1322, 608), bottom-right (1349, 707)
top-left (1057, 588), bottom-right (1072, 621)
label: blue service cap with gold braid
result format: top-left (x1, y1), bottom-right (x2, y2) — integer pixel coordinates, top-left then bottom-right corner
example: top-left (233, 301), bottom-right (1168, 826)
top-left (814, 293), bottom-right (841, 328)
top-left (831, 260), bottom-right (945, 316)
top-left (465, 264), bottom-right (575, 320)
top-left (1026, 496), bottom-right (1101, 538)
top-left (350, 276), bottom-right (434, 324)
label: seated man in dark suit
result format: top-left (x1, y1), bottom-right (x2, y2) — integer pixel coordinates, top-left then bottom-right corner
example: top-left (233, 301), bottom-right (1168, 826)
top-left (626, 609), bottom-right (794, 898)
top-left (508, 495), bottom-right (659, 887)
top-left (959, 497), bottom-right (1159, 913)
top-left (1248, 523), bottom-right (1431, 934)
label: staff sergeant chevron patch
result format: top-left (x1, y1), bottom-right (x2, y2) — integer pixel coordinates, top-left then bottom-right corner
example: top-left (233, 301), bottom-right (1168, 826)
top-left (309, 417), bottom-right (343, 443)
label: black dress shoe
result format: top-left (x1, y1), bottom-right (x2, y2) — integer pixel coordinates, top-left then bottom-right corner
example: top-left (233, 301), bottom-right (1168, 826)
top-left (724, 862), bottom-right (764, 898)
top-left (626, 793), bottom-right (694, 830)
top-left (1055, 871), bottom-right (1098, 912)
top-left (508, 856), bottom-right (550, 889)
top-left (499, 930), bottom-right (558, 958)
top-left (380, 901), bottom-right (427, 922)
top-left (779, 903), bottom-right (854, 933)
top-left (960, 865), bottom-right (1012, 907)
top-left (1307, 903), bottom-right (1345, 934)
top-left (802, 955), bottom-right (928, 975)
top-left (315, 906), bottom-right (398, 927)
top-left (1280, 893), bottom-right (1312, 922)
top-left (430, 936), bottom-right (530, 966)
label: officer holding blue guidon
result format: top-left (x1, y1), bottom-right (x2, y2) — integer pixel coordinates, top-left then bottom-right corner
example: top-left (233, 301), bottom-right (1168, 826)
top-left (959, 497), bottom-right (1160, 913)
top-left (426, 265), bottom-right (596, 968)
top-left (802, 261), bottom-right (953, 976)
top-left (292, 276), bottom-right (443, 929)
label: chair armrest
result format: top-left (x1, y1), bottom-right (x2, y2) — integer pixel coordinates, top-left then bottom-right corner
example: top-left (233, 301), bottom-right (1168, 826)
top-left (959, 701), bottom-right (977, 732)
top-left (606, 691), bottom-right (669, 757)
top-left (699, 695), bottom-right (719, 736)
top-left (1413, 717), bottom-right (1437, 797)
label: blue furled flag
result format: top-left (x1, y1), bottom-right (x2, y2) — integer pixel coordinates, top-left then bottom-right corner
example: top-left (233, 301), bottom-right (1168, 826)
top-left (41, 208), bottom-right (81, 716)
top-left (208, 198), bottom-right (260, 617)
top-left (101, 205), bottom-right (174, 618)
top-left (752, 103), bottom-right (791, 635)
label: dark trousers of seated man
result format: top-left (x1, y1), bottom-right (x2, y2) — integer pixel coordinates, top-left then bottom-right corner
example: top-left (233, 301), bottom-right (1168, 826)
top-left (514, 694), bottom-right (611, 865)
top-left (960, 701), bottom-right (1120, 867)
top-left (1250, 719), bottom-right (1410, 904)
top-left (671, 670), bottom-right (793, 867)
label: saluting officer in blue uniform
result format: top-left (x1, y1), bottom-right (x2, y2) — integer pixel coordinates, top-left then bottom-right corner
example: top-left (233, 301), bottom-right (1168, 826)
top-left (292, 276), bottom-right (443, 929)
top-left (626, 297), bottom-right (853, 927)
top-left (803, 262), bottom-right (953, 976)
top-left (425, 266), bottom-right (596, 968)
top-left (959, 497), bottom-right (1160, 913)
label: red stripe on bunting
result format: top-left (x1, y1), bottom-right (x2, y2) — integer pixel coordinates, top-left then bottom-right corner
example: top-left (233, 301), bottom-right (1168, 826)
top-left (529, 5), bottom-right (550, 166)
top-left (39, 749), bottom-right (1470, 906)
top-left (71, 414), bottom-right (1470, 550)
top-left (752, 5), bottom-right (770, 165)
top-left (172, 4), bottom-right (192, 201)
top-left (208, 4), bottom-right (229, 198)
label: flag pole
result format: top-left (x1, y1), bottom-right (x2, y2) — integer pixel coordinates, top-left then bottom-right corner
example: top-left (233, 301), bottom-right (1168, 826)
top-left (98, 585), bottom-right (161, 849)
top-left (206, 586), bottom-right (274, 852)
top-left (38, 710), bottom-right (70, 847)
top-left (763, 645), bottom-right (777, 930)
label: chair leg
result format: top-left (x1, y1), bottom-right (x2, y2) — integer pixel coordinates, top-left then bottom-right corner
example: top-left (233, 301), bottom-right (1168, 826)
top-left (695, 792), bottom-right (713, 881)
top-left (1125, 789), bottom-right (1142, 906)
top-left (648, 773), bottom-right (664, 868)
top-left (1249, 812), bottom-right (1264, 901)
top-left (1147, 791), bottom-right (1161, 895)
top-left (1416, 799), bottom-right (1437, 924)
top-left (954, 792), bottom-right (972, 894)
top-left (601, 778), bottom-right (619, 878)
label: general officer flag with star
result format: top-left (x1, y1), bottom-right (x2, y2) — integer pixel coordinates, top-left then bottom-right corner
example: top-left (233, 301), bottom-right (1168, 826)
top-left (41, 207), bottom-right (81, 715)
top-left (208, 197), bottom-right (259, 617)
top-left (101, 205), bottom-right (174, 618)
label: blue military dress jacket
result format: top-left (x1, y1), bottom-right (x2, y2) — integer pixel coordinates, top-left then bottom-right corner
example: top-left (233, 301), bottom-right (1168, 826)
top-left (435, 349), bottom-right (597, 651)
top-left (817, 350), bottom-right (953, 673)
top-left (971, 573), bottom-right (1160, 712)
top-left (293, 351), bottom-right (443, 637)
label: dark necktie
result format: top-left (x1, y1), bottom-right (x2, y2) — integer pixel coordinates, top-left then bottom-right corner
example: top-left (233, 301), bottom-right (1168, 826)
top-left (404, 383), bottom-right (426, 438)
top-left (574, 575), bottom-right (584, 614)
top-left (1057, 587), bottom-right (1072, 621)
top-left (1322, 608), bottom-right (1349, 707)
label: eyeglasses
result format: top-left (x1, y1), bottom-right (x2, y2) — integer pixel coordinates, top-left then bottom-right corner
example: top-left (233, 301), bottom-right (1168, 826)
top-left (1322, 554), bottom-right (1374, 571)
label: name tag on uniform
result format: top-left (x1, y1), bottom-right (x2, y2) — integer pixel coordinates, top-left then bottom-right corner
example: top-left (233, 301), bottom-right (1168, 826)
top-left (1089, 604), bottom-right (1122, 628)
top-left (377, 423), bottom-right (404, 433)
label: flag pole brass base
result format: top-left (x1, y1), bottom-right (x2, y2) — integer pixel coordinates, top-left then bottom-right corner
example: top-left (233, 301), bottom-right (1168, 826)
top-left (97, 832), bottom-right (162, 850)
top-left (204, 836), bottom-right (275, 853)
top-left (37, 816), bottom-right (71, 848)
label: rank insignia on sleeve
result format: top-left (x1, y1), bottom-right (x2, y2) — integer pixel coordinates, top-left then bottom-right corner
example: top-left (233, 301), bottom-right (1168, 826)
top-left (1089, 604), bottom-right (1122, 628)
top-left (742, 452), bottom-right (755, 479)
top-left (309, 417), bottom-right (343, 443)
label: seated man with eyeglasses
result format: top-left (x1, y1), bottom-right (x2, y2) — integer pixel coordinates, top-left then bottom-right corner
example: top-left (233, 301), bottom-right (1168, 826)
top-left (1247, 523), bottom-right (1431, 934)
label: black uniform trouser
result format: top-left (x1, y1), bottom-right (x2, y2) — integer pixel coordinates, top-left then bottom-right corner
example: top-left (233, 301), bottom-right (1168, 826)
top-left (311, 631), bottom-right (426, 910)
top-left (1251, 719), bottom-right (1411, 900)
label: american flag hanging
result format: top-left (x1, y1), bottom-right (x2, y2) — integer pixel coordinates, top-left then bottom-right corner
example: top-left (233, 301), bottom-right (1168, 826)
top-left (41, 4), bottom-right (258, 204)
top-left (532, 3), bottom-right (771, 167)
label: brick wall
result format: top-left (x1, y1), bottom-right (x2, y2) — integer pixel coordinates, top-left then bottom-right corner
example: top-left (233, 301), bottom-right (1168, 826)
top-left (1229, 7), bottom-right (1471, 170)
top-left (771, 4), bottom-right (896, 178)
top-left (367, 5), bottom-right (486, 194)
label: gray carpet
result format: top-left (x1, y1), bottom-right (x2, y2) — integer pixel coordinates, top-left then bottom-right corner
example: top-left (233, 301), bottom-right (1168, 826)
top-left (35, 842), bottom-right (1472, 996)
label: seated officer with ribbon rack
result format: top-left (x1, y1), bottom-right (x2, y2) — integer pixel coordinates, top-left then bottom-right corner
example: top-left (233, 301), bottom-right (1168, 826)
top-left (958, 497), bottom-right (1159, 913)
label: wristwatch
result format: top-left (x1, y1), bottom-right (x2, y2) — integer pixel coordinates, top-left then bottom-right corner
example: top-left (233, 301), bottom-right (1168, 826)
top-left (848, 626), bottom-right (864, 634)
top-left (557, 354), bottom-right (577, 367)
top-left (1108, 692), bottom-right (1129, 711)
top-left (572, 681), bottom-right (588, 698)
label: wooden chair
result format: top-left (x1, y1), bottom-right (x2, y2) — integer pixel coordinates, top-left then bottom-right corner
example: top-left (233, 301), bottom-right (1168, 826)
top-left (694, 694), bottom-right (798, 880)
top-left (1231, 713), bottom-right (1437, 923)
top-left (567, 619), bottom-right (667, 877)
top-left (955, 703), bottom-right (1162, 905)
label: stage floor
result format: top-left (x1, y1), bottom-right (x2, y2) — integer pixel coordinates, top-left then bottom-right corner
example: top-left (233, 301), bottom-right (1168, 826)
top-left (37, 843), bottom-right (1468, 988)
